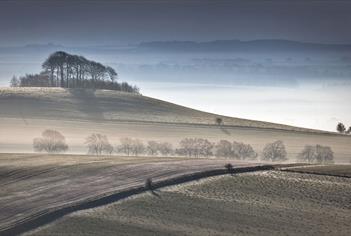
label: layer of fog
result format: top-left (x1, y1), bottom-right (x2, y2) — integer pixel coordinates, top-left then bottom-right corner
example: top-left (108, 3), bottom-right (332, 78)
top-left (132, 80), bottom-right (351, 132)
top-left (0, 48), bottom-right (350, 132)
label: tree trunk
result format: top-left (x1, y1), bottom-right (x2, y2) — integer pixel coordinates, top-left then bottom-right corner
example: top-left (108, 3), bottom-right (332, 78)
top-left (60, 66), bottom-right (64, 88)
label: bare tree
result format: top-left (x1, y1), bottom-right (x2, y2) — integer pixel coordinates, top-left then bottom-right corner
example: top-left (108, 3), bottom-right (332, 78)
top-left (215, 140), bottom-right (232, 158)
top-left (262, 140), bottom-right (287, 162)
top-left (216, 140), bottom-right (257, 160)
top-left (232, 141), bottom-right (257, 160)
top-left (177, 138), bottom-right (213, 157)
top-left (346, 127), bottom-right (351, 135)
top-left (10, 76), bottom-right (20, 87)
top-left (130, 139), bottom-right (145, 156)
top-left (158, 142), bottom-right (173, 156)
top-left (85, 133), bottom-right (113, 155)
top-left (177, 138), bottom-right (194, 157)
top-left (215, 117), bottom-right (223, 126)
top-left (298, 145), bottom-right (316, 163)
top-left (146, 141), bottom-right (159, 156)
top-left (337, 122), bottom-right (346, 133)
top-left (298, 144), bottom-right (334, 164)
top-left (33, 129), bottom-right (68, 153)
top-left (118, 137), bottom-right (134, 156)
top-left (196, 138), bottom-right (214, 157)
top-left (315, 145), bottom-right (334, 164)
top-left (118, 138), bottom-right (145, 156)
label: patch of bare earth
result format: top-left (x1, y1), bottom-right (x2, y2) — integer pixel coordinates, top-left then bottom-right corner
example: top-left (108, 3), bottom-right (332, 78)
top-left (27, 171), bottom-right (351, 236)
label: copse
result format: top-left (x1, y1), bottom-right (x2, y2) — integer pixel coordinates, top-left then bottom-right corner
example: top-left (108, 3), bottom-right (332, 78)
top-left (33, 129), bottom-right (68, 153)
top-left (10, 51), bottom-right (139, 93)
top-left (42, 51), bottom-right (117, 87)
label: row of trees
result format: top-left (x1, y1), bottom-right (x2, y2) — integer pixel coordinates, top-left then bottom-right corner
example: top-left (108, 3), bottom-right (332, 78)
top-left (32, 130), bottom-right (334, 163)
top-left (336, 122), bottom-right (351, 134)
top-left (10, 51), bottom-right (139, 93)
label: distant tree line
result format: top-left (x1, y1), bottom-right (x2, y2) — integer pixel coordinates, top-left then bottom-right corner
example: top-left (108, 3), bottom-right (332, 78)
top-left (10, 51), bottom-right (139, 93)
top-left (32, 129), bottom-right (335, 163)
top-left (336, 122), bottom-right (351, 134)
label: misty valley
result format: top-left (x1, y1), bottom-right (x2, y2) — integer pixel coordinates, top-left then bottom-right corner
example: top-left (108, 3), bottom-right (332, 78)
top-left (1, 1), bottom-right (351, 236)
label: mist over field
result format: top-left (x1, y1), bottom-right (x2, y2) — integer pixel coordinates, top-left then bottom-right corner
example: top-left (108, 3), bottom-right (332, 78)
top-left (1, 41), bottom-right (350, 131)
top-left (1, 1), bottom-right (351, 236)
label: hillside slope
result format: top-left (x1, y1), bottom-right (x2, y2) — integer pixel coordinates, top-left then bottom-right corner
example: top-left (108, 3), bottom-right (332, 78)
top-left (0, 87), bottom-right (324, 132)
top-left (0, 87), bottom-right (350, 162)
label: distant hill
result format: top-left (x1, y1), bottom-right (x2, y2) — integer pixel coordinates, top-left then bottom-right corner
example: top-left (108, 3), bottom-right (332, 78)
top-left (137, 39), bottom-right (351, 53)
top-left (2, 40), bottom-right (351, 55)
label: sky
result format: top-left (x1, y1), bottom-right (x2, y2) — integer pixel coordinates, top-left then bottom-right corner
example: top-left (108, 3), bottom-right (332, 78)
top-left (0, 0), bottom-right (351, 46)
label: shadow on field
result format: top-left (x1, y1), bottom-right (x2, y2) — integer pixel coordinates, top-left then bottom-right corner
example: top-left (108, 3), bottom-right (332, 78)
top-left (68, 89), bottom-right (104, 120)
top-left (220, 126), bottom-right (231, 136)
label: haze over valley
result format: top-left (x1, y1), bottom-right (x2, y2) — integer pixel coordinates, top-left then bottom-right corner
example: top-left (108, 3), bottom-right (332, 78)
top-left (1, 40), bottom-right (351, 131)
top-left (1, 1), bottom-right (351, 236)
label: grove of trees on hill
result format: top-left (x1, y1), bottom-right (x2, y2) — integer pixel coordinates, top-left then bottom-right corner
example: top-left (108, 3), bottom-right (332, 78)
top-left (10, 51), bottom-right (139, 93)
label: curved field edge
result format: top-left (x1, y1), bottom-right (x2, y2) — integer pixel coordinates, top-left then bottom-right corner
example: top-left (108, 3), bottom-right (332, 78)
top-left (0, 164), bottom-right (274, 236)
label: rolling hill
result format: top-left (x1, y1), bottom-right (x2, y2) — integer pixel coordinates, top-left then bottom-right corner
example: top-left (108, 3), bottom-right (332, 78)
top-left (0, 87), bottom-right (350, 162)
